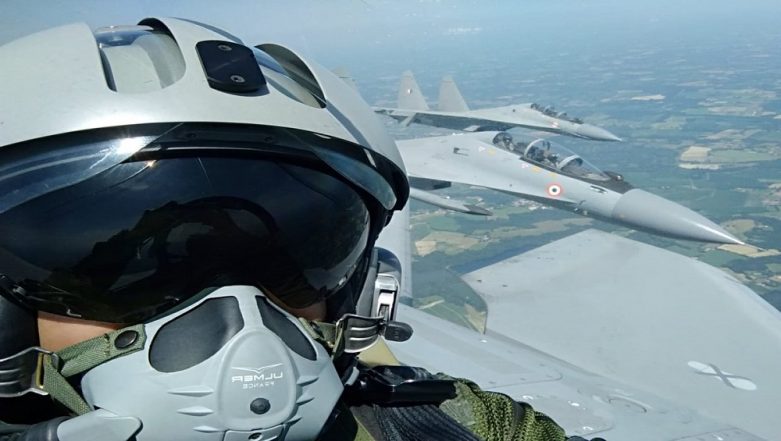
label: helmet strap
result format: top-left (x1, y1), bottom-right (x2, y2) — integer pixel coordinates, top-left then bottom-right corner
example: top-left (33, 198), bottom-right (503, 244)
top-left (0, 325), bottom-right (146, 415)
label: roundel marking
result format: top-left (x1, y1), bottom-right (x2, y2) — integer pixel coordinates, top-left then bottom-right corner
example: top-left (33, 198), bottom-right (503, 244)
top-left (547, 184), bottom-right (563, 197)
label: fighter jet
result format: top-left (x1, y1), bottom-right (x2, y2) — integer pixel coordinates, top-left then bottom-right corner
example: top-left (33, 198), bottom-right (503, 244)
top-left (398, 130), bottom-right (742, 244)
top-left (374, 71), bottom-right (622, 142)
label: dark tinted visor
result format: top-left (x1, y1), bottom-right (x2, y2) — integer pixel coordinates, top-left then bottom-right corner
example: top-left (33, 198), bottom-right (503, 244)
top-left (0, 156), bottom-right (370, 323)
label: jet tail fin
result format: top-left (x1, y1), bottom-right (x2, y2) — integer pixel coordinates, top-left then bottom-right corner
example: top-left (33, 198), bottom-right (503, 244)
top-left (397, 71), bottom-right (429, 110)
top-left (438, 75), bottom-right (469, 112)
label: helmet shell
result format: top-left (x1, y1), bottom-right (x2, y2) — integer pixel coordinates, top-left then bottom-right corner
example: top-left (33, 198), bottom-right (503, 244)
top-left (0, 17), bottom-right (407, 208)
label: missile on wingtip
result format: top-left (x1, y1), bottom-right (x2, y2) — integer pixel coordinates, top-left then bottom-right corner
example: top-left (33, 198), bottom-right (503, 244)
top-left (409, 187), bottom-right (493, 216)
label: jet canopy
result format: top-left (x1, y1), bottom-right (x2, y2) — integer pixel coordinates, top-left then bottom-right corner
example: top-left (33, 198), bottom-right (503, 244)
top-left (491, 133), bottom-right (610, 182)
top-left (529, 103), bottom-right (584, 124)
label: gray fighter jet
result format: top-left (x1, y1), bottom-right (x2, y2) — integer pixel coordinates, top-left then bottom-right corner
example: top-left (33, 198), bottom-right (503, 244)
top-left (397, 131), bottom-right (742, 244)
top-left (374, 71), bottom-right (622, 142)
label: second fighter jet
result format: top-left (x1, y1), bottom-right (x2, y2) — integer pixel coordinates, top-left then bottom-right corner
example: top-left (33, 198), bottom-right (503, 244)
top-left (399, 131), bottom-right (742, 244)
top-left (375, 71), bottom-right (622, 142)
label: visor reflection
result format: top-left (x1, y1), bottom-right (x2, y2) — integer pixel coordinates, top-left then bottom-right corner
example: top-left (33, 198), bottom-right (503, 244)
top-left (0, 157), bottom-right (370, 322)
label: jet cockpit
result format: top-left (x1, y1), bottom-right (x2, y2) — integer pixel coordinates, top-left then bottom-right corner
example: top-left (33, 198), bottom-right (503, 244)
top-left (529, 103), bottom-right (584, 124)
top-left (491, 133), bottom-right (611, 182)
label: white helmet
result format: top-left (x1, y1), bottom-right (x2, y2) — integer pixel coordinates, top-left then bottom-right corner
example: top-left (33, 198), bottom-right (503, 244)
top-left (0, 18), bottom-right (412, 441)
top-left (0, 17), bottom-right (409, 323)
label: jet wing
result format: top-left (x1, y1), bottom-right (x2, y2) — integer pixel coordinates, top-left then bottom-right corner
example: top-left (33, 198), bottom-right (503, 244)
top-left (446, 229), bottom-right (780, 440)
top-left (373, 107), bottom-right (419, 127)
top-left (375, 199), bottom-right (771, 437)
top-left (374, 106), bottom-right (512, 132)
top-left (390, 303), bottom-right (765, 440)
top-left (397, 135), bottom-right (562, 202)
top-left (372, 106), bottom-right (409, 118)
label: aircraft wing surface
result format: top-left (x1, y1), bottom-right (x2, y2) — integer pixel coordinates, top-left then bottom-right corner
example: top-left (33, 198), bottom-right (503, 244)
top-left (454, 229), bottom-right (781, 439)
top-left (373, 107), bottom-right (420, 127)
top-left (390, 303), bottom-right (765, 440)
top-left (375, 197), bottom-right (771, 437)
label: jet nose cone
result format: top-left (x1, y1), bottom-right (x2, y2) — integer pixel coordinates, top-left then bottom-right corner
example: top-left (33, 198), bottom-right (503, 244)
top-left (612, 189), bottom-right (743, 244)
top-left (577, 124), bottom-right (623, 142)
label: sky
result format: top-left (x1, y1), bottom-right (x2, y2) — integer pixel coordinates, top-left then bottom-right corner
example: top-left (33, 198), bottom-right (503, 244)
top-left (1, 1), bottom-right (779, 109)
top-left (2, 1), bottom-right (780, 66)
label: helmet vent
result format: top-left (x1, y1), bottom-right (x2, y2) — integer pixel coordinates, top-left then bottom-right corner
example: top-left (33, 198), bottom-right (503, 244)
top-left (95, 25), bottom-right (185, 93)
top-left (255, 44), bottom-right (326, 108)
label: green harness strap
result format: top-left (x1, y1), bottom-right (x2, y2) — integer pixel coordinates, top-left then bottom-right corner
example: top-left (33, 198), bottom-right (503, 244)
top-left (39, 325), bottom-right (146, 416)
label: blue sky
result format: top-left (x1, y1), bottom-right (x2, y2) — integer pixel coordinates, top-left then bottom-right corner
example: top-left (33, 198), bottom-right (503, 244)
top-left (1, 0), bottom-right (779, 105)
top-left (2, 1), bottom-right (779, 64)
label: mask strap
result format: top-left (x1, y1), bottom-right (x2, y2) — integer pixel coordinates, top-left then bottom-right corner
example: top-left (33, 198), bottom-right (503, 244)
top-left (39, 324), bottom-right (146, 415)
top-left (297, 319), bottom-right (345, 358)
top-left (298, 315), bottom-right (413, 361)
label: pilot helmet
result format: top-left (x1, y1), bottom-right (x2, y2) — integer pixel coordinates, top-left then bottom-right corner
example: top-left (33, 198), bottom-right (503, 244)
top-left (0, 18), bottom-right (408, 440)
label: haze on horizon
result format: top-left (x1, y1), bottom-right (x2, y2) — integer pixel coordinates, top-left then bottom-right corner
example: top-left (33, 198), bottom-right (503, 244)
top-left (1, 1), bottom-right (779, 63)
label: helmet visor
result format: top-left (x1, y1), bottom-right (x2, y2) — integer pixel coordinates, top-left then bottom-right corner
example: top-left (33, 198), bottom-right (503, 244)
top-left (0, 154), bottom-right (371, 323)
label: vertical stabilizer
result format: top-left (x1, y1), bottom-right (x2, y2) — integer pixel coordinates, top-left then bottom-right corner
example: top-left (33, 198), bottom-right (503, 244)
top-left (438, 75), bottom-right (469, 112)
top-left (397, 70), bottom-right (429, 110)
